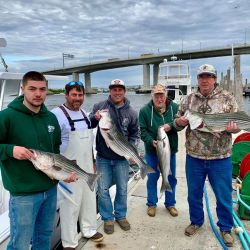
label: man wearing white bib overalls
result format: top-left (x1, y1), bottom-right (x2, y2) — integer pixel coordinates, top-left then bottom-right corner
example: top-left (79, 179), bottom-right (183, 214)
top-left (52, 81), bottom-right (103, 250)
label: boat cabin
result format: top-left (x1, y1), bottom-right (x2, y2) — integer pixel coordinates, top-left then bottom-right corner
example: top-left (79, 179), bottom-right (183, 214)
top-left (158, 60), bottom-right (192, 103)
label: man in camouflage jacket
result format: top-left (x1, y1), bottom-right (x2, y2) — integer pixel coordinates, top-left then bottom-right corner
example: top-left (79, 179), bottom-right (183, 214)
top-left (174, 64), bottom-right (239, 247)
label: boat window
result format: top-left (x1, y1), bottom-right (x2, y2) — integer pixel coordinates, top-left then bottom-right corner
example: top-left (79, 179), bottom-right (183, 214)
top-left (159, 64), bottom-right (189, 78)
top-left (167, 85), bottom-right (176, 100)
top-left (0, 79), bottom-right (21, 110)
top-left (179, 85), bottom-right (187, 95)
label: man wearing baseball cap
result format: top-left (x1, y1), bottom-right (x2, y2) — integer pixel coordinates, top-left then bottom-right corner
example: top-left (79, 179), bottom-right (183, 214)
top-left (139, 84), bottom-right (179, 218)
top-left (90, 79), bottom-right (139, 235)
top-left (174, 64), bottom-right (240, 247)
top-left (109, 79), bottom-right (126, 89)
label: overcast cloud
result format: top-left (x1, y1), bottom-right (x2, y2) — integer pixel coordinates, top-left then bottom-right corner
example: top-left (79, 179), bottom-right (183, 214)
top-left (0, 0), bottom-right (250, 87)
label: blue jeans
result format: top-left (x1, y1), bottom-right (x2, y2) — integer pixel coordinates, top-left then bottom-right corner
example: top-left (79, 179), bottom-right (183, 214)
top-left (146, 153), bottom-right (177, 208)
top-left (186, 154), bottom-right (233, 232)
top-left (7, 185), bottom-right (57, 250)
top-left (96, 155), bottom-right (129, 221)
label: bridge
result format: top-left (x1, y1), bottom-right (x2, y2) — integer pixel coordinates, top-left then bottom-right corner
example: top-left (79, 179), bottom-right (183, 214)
top-left (42, 43), bottom-right (250, 93)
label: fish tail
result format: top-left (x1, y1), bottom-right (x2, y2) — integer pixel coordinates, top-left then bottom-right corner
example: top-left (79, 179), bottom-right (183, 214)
top-left (160, 182), bottom-right (172, 193)
top-left (160, 181), bottom-right (165, 193)
top-left (140, 163), bottom-right (155, 179)
top-left (86, 173), bottom-right (101, 192)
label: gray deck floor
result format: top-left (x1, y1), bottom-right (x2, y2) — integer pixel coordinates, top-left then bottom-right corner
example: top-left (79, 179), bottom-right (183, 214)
top-left (78, 130), bottom-right (250, 250)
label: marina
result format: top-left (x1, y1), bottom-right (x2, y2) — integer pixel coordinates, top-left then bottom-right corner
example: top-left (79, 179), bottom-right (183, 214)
top-left (1, 87), bottom-right (250, 249)
top-left (1, 1), bottom-right (250, 248)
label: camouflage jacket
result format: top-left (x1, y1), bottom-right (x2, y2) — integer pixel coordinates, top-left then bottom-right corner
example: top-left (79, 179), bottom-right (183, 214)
top-left (174, 85), bottom-right (238, 160)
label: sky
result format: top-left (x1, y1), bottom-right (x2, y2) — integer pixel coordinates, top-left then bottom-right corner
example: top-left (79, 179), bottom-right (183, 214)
top-left (0, 0), bottom-right (250, 88)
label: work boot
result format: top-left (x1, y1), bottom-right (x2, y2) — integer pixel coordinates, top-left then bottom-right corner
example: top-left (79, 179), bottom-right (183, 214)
top-left (104, 220), bottom-right (114, 234)
top-left (147, 206), bottom-right (156, 217)
top-left (166, 206), bottom-right (178, 217)
top-left (221, 231), bottom-right (234, 247)
top-left (89, 232), bottom-right (104, 242)
top-left (185, 224), bottom-right (201, 236)
top-left (116, 218), bottom-right (131, 231)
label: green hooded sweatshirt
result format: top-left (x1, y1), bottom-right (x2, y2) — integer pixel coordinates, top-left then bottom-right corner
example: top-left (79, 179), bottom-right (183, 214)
top-left (0, 95), bottom-right (61, 196)
top-left (139, 99), bottom-right (179, 155)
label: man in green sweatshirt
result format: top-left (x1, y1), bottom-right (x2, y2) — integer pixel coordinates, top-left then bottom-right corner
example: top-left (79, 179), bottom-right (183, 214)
top-left (0, 71), bottom-right (68, 250)
top-left (139, 84), bottom-right (179, 218)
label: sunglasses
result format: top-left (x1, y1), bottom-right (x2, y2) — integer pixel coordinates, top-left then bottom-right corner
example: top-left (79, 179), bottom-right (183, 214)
top-left (66, 81), bottom-right (84, 86)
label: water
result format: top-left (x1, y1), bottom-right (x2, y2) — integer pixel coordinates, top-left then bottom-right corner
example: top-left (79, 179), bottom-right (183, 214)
top-left (46, 92), bottom-right (250, 116)
top-left (45, 92), bottom-right (152, 113)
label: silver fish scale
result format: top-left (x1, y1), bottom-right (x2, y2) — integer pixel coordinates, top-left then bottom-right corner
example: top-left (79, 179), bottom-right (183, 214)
top-left (109, 127), bottom-right (140, 162)
top-left (191, 111), bottom-right (250, 131)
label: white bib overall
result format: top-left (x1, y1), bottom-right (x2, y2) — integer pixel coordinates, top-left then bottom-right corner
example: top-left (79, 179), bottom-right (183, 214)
top-left (60, 127), bottom-right (97, 248)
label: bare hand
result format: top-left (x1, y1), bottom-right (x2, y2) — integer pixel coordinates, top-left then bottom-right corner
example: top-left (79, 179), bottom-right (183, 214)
top-left (13, 146), bottom-right (35, 160)
top-left (175, 116), bottom-right (189, 127)
top-left (64, 172), bottom-right (78, 183)
top-left (94, 110), bottom-right (102, 121)
top-left (226, 121), bottom-right (240, 133)
top-left (153, 140), bottom-right (157, 148)
top-left (128, 157), bottom-right (136, 165)
top-left (94, 109), bottom-right (109, 121)
top-left (163, 124), bottom-right (171, 132)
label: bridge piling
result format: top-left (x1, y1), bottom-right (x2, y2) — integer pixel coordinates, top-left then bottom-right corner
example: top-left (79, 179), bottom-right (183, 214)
top-left (143, 64), bottom-right (150, 89)
top-left (153, 63), bottom-right (159, 85)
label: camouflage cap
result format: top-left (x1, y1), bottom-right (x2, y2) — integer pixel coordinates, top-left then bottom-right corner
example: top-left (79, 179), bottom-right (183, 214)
top-left (197, 64), bottom-right (216, 77)
top-left (151, 84), bottom-right (166, 95)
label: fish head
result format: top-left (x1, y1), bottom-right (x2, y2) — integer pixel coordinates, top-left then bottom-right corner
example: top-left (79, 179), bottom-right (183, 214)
top-left (99, 110), bottom-right (113, 131)
top-left (157, 126), bottom-right (166, 140)
top-left (29, 149), bottom-right (54, 170)
top-left (184, 110), bottom-right (203, 130)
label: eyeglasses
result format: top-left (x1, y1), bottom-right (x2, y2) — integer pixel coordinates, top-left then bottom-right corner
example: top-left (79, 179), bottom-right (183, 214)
top-left (66, 81), bottom-right (84, 86)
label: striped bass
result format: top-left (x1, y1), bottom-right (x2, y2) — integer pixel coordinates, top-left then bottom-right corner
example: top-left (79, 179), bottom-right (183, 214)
top-left (30, 149), bottom-right (100, 191)
top-left (185, 110), bottom-right (250, 132)
top-left (99, 110), bottom-right (155, 179)
top-left (156, 126), bottom-right (172, 193)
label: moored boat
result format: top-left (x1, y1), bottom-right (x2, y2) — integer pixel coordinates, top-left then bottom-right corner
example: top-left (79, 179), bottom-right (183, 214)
top-left (158, 58), bottom-right (192, 103)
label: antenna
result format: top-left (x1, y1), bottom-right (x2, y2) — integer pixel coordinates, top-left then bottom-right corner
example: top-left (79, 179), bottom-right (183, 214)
top-left (0, 53), bottom-right (8, 72)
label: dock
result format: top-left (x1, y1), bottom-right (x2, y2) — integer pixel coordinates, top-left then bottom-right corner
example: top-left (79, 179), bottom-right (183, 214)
top-left (77, 130), bottom-right (250, 250)
top-left (1, 130), bottom-right (249, 250)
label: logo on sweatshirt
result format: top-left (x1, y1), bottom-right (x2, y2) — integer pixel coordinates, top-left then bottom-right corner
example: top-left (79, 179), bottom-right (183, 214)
top-left (48, 125), bottom-right (55, 133)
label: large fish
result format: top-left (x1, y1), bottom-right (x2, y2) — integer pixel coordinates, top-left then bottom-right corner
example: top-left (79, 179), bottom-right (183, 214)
top-left (30, 149), bottom-right (100, 192)
top-left (99, 110), bottom-right (155, 179)
top-left (185, 110), bottom-right (250, 132)
top-left (156, 126), bottom-right (172, 193)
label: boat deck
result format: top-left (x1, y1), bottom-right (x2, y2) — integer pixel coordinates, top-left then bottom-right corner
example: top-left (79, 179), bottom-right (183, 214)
top-left (78, 130), bottom-right (250, 250)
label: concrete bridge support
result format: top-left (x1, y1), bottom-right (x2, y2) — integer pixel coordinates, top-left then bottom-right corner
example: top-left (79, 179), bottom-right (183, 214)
top-left (153, 63), bottom-right (159, 85)
top-left (143, 64), bottom-right (150, 89)
top-left (233, 55), bottom-right (243, 110)
top-left (84, 72), bottom-right (91, 93)
top-left (72, 72), bottom-right (79, 82)
top-left (84, 72), bottom-right (97, 94)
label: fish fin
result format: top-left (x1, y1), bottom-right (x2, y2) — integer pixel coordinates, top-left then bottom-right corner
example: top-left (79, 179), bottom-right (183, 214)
top-left (140, 163), bottom-right (155, 180)
top-left (107, 132), bottom-right (115, 142)
top-left (53, 165), bottom-right (62, 171)
top-left (85, 173), bottom-right (101, 192)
